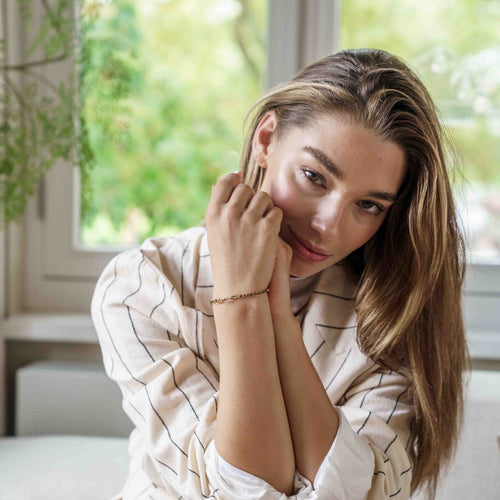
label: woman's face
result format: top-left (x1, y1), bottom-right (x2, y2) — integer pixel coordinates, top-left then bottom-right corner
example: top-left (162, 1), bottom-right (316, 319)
top-left (257, 112), bottom-right (406, 277)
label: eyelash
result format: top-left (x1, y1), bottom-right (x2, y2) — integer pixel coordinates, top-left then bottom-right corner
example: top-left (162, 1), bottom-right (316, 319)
top-left (300, 167), bottom-right (385, 216)
top-left (359, 200), bottom-right (385, 215)
top-left (301, 167), bottom-right (325, 186)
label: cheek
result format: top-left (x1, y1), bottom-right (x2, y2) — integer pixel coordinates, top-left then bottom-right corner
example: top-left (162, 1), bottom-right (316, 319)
top-left (348, 219), bottom-right (384, 250)
top-left (267, 179), bottom-right (303, 218)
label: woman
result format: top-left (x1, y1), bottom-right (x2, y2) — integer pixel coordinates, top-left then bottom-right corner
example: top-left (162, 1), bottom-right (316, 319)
top-left (91, 49), bottom-right (468, 500)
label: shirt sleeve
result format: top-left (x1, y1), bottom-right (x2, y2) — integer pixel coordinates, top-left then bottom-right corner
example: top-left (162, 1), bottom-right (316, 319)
top-left (205, 367), bottom-right (413, 500)
top-left (205, 440), bottom-right (316, 499)
top-left (90, 246), bottom-right (225, 499)
top-left (317, 367), bottom-right (414, 500)
top-left (205, 410), bottom-right (373, 500)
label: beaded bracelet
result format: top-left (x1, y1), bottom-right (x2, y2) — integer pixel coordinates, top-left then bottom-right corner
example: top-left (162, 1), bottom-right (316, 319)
top-left (209, 287), bottom-right (269, 305)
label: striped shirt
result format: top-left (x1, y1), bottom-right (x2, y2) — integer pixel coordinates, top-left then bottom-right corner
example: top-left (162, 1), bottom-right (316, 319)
top-left (90, 226), bottom-right (413, 499)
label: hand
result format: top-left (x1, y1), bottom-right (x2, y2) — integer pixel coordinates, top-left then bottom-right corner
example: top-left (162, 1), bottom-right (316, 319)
top-left (206, 172), bottom-right (283, 298)
top-left (268, 237), bottom-right (294, 321)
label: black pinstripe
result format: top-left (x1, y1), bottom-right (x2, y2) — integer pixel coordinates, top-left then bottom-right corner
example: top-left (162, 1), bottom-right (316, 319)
top-left (128, 399), bottom-right (146, 423)
top-left (154, 456), bottom-right (177, 475)
top-left (326, 348), bottom-right (353, 390)
top-left (339, 362), bottom-right (377, 403)
top-left (180, 241), bottom-right (189, 305)
top-left (99, 255), bottom-right (146, 388)
top-left (312, 290), bottom-right (355, 301)
top-left (150, 282), bottom-right (167, 318)
top-left (195, 356), bottom-right (217, 391)
top-left (310, 340), bottom-right (325, 359)
top-left (360, 372), bottom-right (384, 408)
top-left (127, 305), bottom-right (155, 362)
top-left (384, 434), bottom-right (398, 454)
top-left (160, 357), bottom-right (200, 421)
top-left (357, 411), bottom-right (372, 434)
top-left (195, 310), bottom-right (200, 357)
top-left (316, 323), bottom-right (357, 330)
top-left (387, 385), bottom-right (410, 424)
top-left (194, 430), bottom-right (205, 452)
top-left (145, 386), bottom-right (188, 458)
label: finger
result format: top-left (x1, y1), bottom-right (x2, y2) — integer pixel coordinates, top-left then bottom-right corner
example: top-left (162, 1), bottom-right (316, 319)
top-left (264, 206), bottom-right (283, 226)
top-left (226, 182), bottom-right (255, 213)
top-left (246, 190), bottom-right (274, 218)
top-left (209, 172), bottom-right (243, 207)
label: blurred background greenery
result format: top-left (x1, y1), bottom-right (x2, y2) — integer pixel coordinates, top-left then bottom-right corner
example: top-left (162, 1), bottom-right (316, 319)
top-left (80, 0), bottom-right (500, 258)
top-left (80, 0), bottom-right (266, 246)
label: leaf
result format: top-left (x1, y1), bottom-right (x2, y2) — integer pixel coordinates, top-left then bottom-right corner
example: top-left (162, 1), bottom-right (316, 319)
top-left (25, 17), bottom-right (51, 58)
top-left (44, 33), bottom-right (64, 59)
top-left (0, 157), bottom-right (14, 176)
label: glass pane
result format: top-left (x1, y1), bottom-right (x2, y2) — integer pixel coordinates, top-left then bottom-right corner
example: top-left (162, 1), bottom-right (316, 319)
top-left (340, 0), bottom-right (500, 262)
top-left (79, 0), bottom-right (267, 247)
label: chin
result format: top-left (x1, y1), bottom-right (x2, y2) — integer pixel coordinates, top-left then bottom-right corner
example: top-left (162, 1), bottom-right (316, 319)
top-left (290, 258), bottom-right (322, 278)
top-left (290, 253), bottom-right (343, 278)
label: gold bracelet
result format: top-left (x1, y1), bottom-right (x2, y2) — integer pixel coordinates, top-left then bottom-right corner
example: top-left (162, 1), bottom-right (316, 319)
top-left (209, 287), bottom-right (269, 305)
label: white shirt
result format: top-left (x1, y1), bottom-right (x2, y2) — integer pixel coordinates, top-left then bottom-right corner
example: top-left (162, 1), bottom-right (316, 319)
top-left (90, 226), bottom-right (413, 499)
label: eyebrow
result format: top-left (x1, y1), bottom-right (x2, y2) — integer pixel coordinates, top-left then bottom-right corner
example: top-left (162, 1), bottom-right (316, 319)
top-left (303, 145), bottom-right (398, 203)
top-left (365, 190), bottom-right (397, 202)
top-left (304, 146), bottom-right (344, 180)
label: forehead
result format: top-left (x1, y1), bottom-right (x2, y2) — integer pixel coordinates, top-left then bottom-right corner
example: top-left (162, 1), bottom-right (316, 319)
top-left (280, 114), bottom-right (406, 193)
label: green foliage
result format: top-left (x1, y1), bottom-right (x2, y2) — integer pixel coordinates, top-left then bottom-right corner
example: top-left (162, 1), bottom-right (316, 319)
top-left (340, 0), bottom-right (500, 186)
top-left (4, 0), bottom-right (496, 246)
top-left (81, 0), bottom-right (266, 245)
top-left (0, 0), bottom-right (95, 229)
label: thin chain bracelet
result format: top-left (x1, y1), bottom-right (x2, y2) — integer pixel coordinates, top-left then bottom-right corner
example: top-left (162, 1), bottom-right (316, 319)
top-left (209, 287), bottom-right (269, 305)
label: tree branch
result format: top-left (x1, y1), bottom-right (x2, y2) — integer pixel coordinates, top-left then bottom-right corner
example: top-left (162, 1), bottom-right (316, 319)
top-left (41, 0), bottom-right (70, 51)
top-left (0, 54), bottom-right (69, 71)
top-left (1, 75), bottom-right (39, 161)
top-left (233, 0), bottom-right (260, 82)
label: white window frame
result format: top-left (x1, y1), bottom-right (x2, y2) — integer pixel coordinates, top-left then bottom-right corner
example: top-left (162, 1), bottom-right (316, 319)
top-left (4, 0), bottom-right (500, 358)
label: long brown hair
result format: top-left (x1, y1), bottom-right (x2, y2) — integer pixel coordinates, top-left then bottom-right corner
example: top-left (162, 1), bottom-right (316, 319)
top-left (240, 48), bottom-right (469, 498)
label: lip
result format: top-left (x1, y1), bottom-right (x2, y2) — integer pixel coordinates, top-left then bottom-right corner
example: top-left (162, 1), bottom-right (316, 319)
top-left (287, 227), bottom-right (332, 263)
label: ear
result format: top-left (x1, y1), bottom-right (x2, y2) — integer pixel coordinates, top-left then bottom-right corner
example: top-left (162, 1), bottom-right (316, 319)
top-left (252, 111), bottom-right (278, 168)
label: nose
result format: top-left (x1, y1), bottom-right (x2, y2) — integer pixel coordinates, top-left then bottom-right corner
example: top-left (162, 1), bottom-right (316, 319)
top-left (309, 197), bottom-right (346, 239)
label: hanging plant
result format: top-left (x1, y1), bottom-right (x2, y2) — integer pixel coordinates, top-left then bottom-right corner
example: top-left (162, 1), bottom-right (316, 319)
top-left (0, 0), bottom-right (95, 228)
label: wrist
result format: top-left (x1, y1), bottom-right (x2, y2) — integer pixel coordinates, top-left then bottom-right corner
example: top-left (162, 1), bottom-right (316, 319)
top-left (212, 291), bottom-right (271, 320)
top-left (210, 286), bottom-right (269, 305)
top-left (270, 306), bottom-right (296, 325)
top-left (212, 281), bottom-right (268, 299)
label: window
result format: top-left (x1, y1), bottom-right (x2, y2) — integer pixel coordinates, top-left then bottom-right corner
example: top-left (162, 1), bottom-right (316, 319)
top-left (22, 0), bottom-right (338, 312)
top-left (14, 1), bottom-right (498, 359)
top-left (341, 0), bottom-right (500, 263)
top-left (80, 0), bottom-right (268, 248)
top-left (340, 0), bottom-right (500, 355)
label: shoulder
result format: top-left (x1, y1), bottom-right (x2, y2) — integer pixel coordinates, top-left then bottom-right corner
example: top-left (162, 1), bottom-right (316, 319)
top-left (139, 225), bottom-right (207, 283)
top-left (96, 226), bottom-right (206, 282)
top-left (91, 226), bottom-right (208, 312)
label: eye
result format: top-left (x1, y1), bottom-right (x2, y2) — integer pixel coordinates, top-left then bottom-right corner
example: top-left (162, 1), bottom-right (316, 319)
top-left (358, 200), bottom-right (385, 215)
top-left (301, 167), bottom-right (326, 187)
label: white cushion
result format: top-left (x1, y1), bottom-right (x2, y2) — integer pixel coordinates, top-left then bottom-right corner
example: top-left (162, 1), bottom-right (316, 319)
top-left (0, 435), bottom-right (129, 500)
